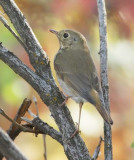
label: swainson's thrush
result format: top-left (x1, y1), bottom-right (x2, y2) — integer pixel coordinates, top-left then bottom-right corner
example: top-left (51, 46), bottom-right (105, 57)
top-left (50, 29), bottom-right (113, 131)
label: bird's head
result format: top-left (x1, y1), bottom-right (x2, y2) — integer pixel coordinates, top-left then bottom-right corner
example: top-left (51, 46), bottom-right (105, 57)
top-left (49, 29), bottom-right (87, 49)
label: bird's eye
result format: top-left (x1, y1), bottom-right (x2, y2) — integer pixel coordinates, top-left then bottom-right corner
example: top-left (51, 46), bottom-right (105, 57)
top-left (63, 33), bottom-right (69, 38)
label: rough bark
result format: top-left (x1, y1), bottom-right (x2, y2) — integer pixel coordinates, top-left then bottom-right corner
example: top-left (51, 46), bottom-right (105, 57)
top-left (0, 0), bottom-right (91, 159)
top-left (0, 0), bottom-right (113, 159)
top-left (97, 0), bottom-right (113, 160)
top-left (0, 128), bottom-right (27, 160)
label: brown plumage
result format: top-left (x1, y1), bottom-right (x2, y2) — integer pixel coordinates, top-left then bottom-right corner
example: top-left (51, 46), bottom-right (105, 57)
top-left (50, 29), bottom-right (113, 129)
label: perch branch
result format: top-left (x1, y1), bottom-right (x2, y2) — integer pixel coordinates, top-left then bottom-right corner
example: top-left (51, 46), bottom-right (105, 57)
top-left (0, 1), bottom-right (92, 159)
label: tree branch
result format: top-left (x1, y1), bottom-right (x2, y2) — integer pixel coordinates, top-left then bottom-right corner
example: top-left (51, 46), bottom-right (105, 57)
top-left (0, 14), bottom-right (27, 51)
top-left (97, 0), bottom-right (113, 160)
top-left (0, 128), bottom-right (27, 160)
top-left (32, 96), bottom-right (47, 160)
top-left (0, 0), bottom-right (48, 78)
top-left (0, 43), bottom-right (91, 159)
top-left (32, 117), bottom-right (63, 145)
top-left (92, 137), bottom-right (103, 160)
top-left (7, 98), bottom-right (32, 140)
top-left (0, 107), bottom-right (63, 145)
top-left (0, 43), bottom-right (49, 95)
top-left (0, 98), bottom-right (31, 160)
top-left (0, 0), bottom-right (92, 159)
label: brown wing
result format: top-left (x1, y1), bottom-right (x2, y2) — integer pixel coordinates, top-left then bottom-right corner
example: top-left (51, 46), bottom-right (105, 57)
top-left (54, 49), bottom-right (113, 124)
top-left (54, 48), bottom-right (101, 105)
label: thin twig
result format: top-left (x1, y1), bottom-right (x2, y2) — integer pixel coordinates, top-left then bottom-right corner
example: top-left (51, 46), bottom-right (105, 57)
top-left (28, 109), bottom-right (36, 118)
top-left (7, 98), bottom-right (32, 139)
top-left (32, 96), bottom-right (47, 160)
top-left (92, 137), bottom-right (104, 160)
top-left (0, 108), bottom-right (36, 133)
top-left (33, 96), bottom-right (39, 116)
top-left (0, 14), bottom-right (27, 51)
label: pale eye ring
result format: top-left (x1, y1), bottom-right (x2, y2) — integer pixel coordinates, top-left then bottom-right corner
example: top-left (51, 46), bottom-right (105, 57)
top-left (63, 32), bottom-right (69, 38)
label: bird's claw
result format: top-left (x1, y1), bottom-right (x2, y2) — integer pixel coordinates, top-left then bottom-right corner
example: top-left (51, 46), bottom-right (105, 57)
top-left (60, 95), bottom-right (71, 107)
top-left (70, 122), bottom-right (81, 139)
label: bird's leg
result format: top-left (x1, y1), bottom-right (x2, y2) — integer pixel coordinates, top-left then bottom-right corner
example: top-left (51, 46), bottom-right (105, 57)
top-left (78, 102), bottom-right (83, 131)
top-left (70, 102), bottom-right (83, 138)
top-left (60, 92), bottom-right (72, 107)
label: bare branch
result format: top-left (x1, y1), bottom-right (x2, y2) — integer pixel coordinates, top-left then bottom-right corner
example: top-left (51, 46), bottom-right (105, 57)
top-left (0, 108), bottom-right (36, 133)
top-left (7, 98), bottom-right (32, 140)
top-left (33, 96), bottom-right (39, 116)
top-left (0, 1), bottom-right (92, 159)
top-left (28, 109), bottom-right (37, 118)
top-left (32, 117), bottom-right (63, 145)
top-left (32, 96), bottom-right (47, 160)
top-left (0, 26), bottom-right (91, 160)
top-left (0, 0), bottom-right (48, 78)
top-left (0, 99), bottom-right (31, 159)
top-left (0, 43), bottom-right (51, 98)
top-left (0, 128), bottom-right (27, 160)
top-left (97, 0), bottom-right (113, 160)
top-left (92, 137), bottom-right (104, 160)
top-left (0, 14), bottom-right (27, 51)
top-left (22, 109), bottom-right (63, 145)
top-left (0, 107), bottom-right (63, 144)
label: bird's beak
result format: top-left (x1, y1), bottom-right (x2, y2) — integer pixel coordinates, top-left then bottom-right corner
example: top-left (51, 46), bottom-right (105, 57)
top-left (49, 29), bottom-right (59, 36)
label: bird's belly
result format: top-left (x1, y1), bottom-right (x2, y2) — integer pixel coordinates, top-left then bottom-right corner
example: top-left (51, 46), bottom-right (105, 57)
top-left (57, 77), bottom-right (86, 103)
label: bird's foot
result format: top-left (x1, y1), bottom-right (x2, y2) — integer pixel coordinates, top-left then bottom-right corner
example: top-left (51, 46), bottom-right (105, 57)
top-left (60, 93), bottom-right (71, 107)
top-left (70, 129), bottom-right (80, 138)
top-left (70, 122), bottom-right (81, 138)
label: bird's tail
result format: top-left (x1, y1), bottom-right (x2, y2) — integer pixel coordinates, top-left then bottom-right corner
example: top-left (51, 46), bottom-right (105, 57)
top-left (90, 89), bottom-right (113, 125)
top-left (96, 102), bottom-right (113, 125)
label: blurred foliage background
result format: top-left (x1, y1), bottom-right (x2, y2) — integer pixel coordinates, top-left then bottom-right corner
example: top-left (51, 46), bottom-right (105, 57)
top-left (0, 0), bottom-right (134, 159)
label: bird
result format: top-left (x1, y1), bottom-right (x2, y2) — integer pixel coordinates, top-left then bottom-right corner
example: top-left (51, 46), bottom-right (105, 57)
top-left (50, 29), bottom-right (113, 133)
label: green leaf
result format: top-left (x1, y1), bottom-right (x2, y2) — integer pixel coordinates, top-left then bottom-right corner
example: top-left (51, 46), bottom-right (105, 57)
top-left (131, 142), bottom-right (134, 148)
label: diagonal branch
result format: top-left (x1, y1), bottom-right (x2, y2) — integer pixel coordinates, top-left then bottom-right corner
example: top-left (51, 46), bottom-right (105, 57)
top-left (0, 99), bottom-right (31, 160)
top-left (0, 0), bottom-right (48, 78)
top-left (0, 43), bottom-right (47, 94)
top-left (0, 107), bottom-right (63, 145)
top-left (92, 137), bottom-right (104, 160)
top-left (7, 98), bottom-right (32, 140)
top-left (97, 0), bottom-right (113, 160)
top-left (0, 43), bottom-right (91, 159)
top-left (0, 128), bottom-right (27, 160)
top-left (31, 117), bottom-right (63, 145)
top-left (0, 1), bottom-right (92, 159)
top-left (0, 14), bottom-right (27, 51)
